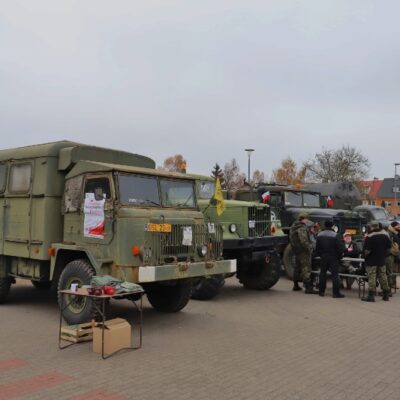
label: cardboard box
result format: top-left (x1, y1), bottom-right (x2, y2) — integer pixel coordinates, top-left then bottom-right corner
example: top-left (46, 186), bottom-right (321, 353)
top-left (92, 318), bottom-right (131, 356)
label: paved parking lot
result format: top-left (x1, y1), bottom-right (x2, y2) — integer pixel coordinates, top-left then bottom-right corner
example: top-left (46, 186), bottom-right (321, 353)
top-left (1, 277), bottom-right (400, 400)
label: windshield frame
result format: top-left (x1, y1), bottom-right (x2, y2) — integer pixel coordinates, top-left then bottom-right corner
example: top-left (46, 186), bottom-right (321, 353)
top-left (284, 191), bottom-right (302, 207)
top-left (197, 180), bottom-right (215, 200)
top-left (160, 178), bottom-right (197, 208)
top-left (116, 172), bottom-right (197, 209)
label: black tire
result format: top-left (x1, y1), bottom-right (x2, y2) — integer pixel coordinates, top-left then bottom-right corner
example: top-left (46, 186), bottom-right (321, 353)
top-left (57, 259), bottom-right (100, 325)
top-left (0, 277), bottom-right (12, 304)
top-left (283, 244), bottom-right (295, 281)
top-left (31, 280), bottom-right (52, 290)
top-left (191, 275), bottom-right (225, 300)
top-left (238, 252), bottom-right (282, 290)
top-left (146, 279), bottom-right (192, 312)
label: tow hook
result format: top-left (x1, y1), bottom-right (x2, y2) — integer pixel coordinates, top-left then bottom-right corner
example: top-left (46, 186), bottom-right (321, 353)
top-left (178, 263), bottom-right (189, 272)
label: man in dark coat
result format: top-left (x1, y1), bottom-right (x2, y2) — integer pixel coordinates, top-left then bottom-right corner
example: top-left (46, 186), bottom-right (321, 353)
top-left (316, 220), bottom-right (345, 298)
top-left (362, 222), bottom-right (391, 302)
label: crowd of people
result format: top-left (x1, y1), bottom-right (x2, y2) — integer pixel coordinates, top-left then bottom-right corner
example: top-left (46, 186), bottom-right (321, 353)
top-left (289, 212), bottom-right (400, 302)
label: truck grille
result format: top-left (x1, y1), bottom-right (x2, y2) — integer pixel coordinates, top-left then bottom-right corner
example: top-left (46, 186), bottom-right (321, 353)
top-left (248, 207), bottom-right (271, 237)
top-left (144, 223), bottom-right (223, 265)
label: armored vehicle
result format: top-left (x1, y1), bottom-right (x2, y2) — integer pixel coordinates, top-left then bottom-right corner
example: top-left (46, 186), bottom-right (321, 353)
top-left (0, 142), bottom-right (235, 323)
top-left (189, 175), bottom-right (287, 299)
top-left (234, 185), bottom-right (366, 279)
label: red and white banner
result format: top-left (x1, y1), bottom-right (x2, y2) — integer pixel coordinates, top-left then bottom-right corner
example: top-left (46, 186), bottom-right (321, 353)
top-left (84, 193), bottom-right (105, 239)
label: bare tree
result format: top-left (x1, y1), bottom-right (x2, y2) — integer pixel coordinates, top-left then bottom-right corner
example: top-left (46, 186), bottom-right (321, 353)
top-left (223, 158), bottom-right (246, 191)
top-left (252, 170), bottom-right (266, 185)
top-left (159, 154), bottom-right (187, 172)
top-left (305, 145), bottom-right (370, 183)
top-left (272, 157), bottom-right (307, 185)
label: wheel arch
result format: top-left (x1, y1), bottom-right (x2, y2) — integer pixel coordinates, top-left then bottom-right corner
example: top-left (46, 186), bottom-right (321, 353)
top-left (50, 246), bottom-right (99, 283)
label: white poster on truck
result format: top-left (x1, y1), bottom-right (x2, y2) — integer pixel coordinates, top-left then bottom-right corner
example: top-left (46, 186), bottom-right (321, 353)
top-left (83, 193), bottom-right (105, 239)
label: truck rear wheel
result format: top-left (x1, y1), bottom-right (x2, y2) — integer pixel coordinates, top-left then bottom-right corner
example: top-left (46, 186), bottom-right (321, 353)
top-left (0, 277), bottom-right (12, 304)
top-left (146, 280), bottom-right (192, 312)
top-left (57, 259), bottom-right (100, 325)
top-left (191, 275), bottom-right (225, 300)
top-left (283, 245), bottom-right (295, 281)
top-left (238, 253), bottom-right (281, 290)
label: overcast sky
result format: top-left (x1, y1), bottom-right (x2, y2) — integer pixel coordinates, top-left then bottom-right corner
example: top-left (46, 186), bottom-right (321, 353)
top-left (1, 1), bottom-right (399, 179)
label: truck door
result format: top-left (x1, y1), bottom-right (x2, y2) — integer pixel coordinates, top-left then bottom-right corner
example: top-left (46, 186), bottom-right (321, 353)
top-left (0, 163), bottom-right (6, 254)
top-left (3, 162), bottom-right (32, 258)
top-left (81, 175), bottom-right (114, 245)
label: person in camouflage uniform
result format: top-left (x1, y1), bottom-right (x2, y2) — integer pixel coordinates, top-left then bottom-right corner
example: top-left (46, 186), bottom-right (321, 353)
top-left (384, 221), bottom-right (400, 293)
top-left (289, 213), bottom-right (318, 294)
top-left (362, 222), bottom-right (391, 302)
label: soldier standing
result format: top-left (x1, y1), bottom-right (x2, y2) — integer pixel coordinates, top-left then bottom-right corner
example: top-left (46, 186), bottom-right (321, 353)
top-left (316, 220), bottom-right (345, 298)
top-left (384, 221), bottom-right (400, 292)
top-left (362, 222), bottom-right (391, 302)
top-left (289, 213), bottom-right (318, 294)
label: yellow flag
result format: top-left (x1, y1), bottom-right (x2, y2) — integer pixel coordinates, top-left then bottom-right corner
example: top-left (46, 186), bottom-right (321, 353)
top-left (214, 178), bottom-right (225, 216)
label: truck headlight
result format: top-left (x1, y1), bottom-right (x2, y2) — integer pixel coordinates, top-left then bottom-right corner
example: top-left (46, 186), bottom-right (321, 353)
top-left (198, 245), bottom-right (208, 257)
top-left (229, 224), bottom-right (237, 233)
top-left (333, 225), bottom-right (339, 233)
top-left (362, 226), bottom-right (366, 233)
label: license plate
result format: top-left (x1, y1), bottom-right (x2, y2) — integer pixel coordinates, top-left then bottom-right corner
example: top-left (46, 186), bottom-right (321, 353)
top-left (145, 223), bottom-right (172, 233)
top-left (345, 229), bottom-right (357, 235)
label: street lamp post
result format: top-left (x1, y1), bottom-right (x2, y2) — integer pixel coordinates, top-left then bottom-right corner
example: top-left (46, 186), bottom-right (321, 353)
top-left (394, 163), bottom-right (400, 218)
top-left (245, 149), bottom-right (255, 184)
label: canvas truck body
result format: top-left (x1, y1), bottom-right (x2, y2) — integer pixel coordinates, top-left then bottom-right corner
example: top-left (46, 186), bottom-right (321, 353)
top-left (0, 142), bottom-right (235, 323)
top-left (188, 175), bottom-right (287, 299)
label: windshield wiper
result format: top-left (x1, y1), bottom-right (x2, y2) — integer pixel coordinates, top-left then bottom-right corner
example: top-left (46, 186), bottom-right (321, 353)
top-left (176, 193), bottom-right (194, 207)
top-left (144, 199), bottom-right (160, 206)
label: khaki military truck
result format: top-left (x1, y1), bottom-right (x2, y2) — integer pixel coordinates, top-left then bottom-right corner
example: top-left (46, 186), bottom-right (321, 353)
top-left (0, 142), bottom-right (235, 323)
top-left (189, 175), bottom-right (287, 300)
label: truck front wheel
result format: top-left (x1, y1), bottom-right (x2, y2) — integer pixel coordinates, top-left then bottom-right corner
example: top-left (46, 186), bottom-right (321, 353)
top-left (57, 259), bottom-right (100, 325)
top-left (0, 277), bottom-right (12, 304)
top-left (191, 275), bottom-right (225, 300)
top-left (146, 279), bottom-right (192, 312)
top-left (238, 252), bottom-right (281, 290)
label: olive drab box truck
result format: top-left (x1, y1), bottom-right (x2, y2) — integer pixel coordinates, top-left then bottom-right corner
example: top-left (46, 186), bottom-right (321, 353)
top-left (189, 175), bottom-right (288, 300)
top-left (0, 142), bottom-right (236, 324)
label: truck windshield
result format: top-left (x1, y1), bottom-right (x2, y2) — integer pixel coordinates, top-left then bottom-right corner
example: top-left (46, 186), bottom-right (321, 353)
top-left (372, 209), bottom-right (390, 220)
top-left (303, 193), bottom-right (320, 207)
top-left (197, 181), bottom-right (215, 199)
top-left (160, 179), bottom-right (196, 208)
top-left (118, 174), bottom-right (160, 206)
top-left (285, 191), bottom-right (302, 206)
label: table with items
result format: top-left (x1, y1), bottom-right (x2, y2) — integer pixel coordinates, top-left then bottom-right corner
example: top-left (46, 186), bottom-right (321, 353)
top-left (58, 285), bottom-right (144, 359)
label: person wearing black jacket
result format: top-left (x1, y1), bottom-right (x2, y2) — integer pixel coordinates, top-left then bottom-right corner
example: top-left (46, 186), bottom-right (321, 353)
top-left (362, 222), bottom-right (391, 302)
top-left (316, 220), bottom-right (345, 298)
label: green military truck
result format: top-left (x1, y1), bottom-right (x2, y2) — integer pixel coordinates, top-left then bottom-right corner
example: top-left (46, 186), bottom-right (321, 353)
top-left (0, 142), bottom-right (235, 323)
top-left (189, 175), bottom-right (288, 299)
top-left (234, 185), bottom-right (366, 279)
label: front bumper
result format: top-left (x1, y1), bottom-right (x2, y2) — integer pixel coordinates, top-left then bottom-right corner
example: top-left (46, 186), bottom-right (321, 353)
top-left (223, 235), bottom-right (288, 252)
top-left (138, 259), bottom-right (237, 283)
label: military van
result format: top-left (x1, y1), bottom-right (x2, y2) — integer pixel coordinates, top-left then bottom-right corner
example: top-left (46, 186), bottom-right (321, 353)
top-left (189, 175), bottom-right (287, 299)
top-left (0, 142), bottom-right (235, 323)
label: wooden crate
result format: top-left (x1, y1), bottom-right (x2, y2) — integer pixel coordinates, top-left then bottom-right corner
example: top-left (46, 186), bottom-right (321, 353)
top-left (61, 321), bottom-right (95, 343)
